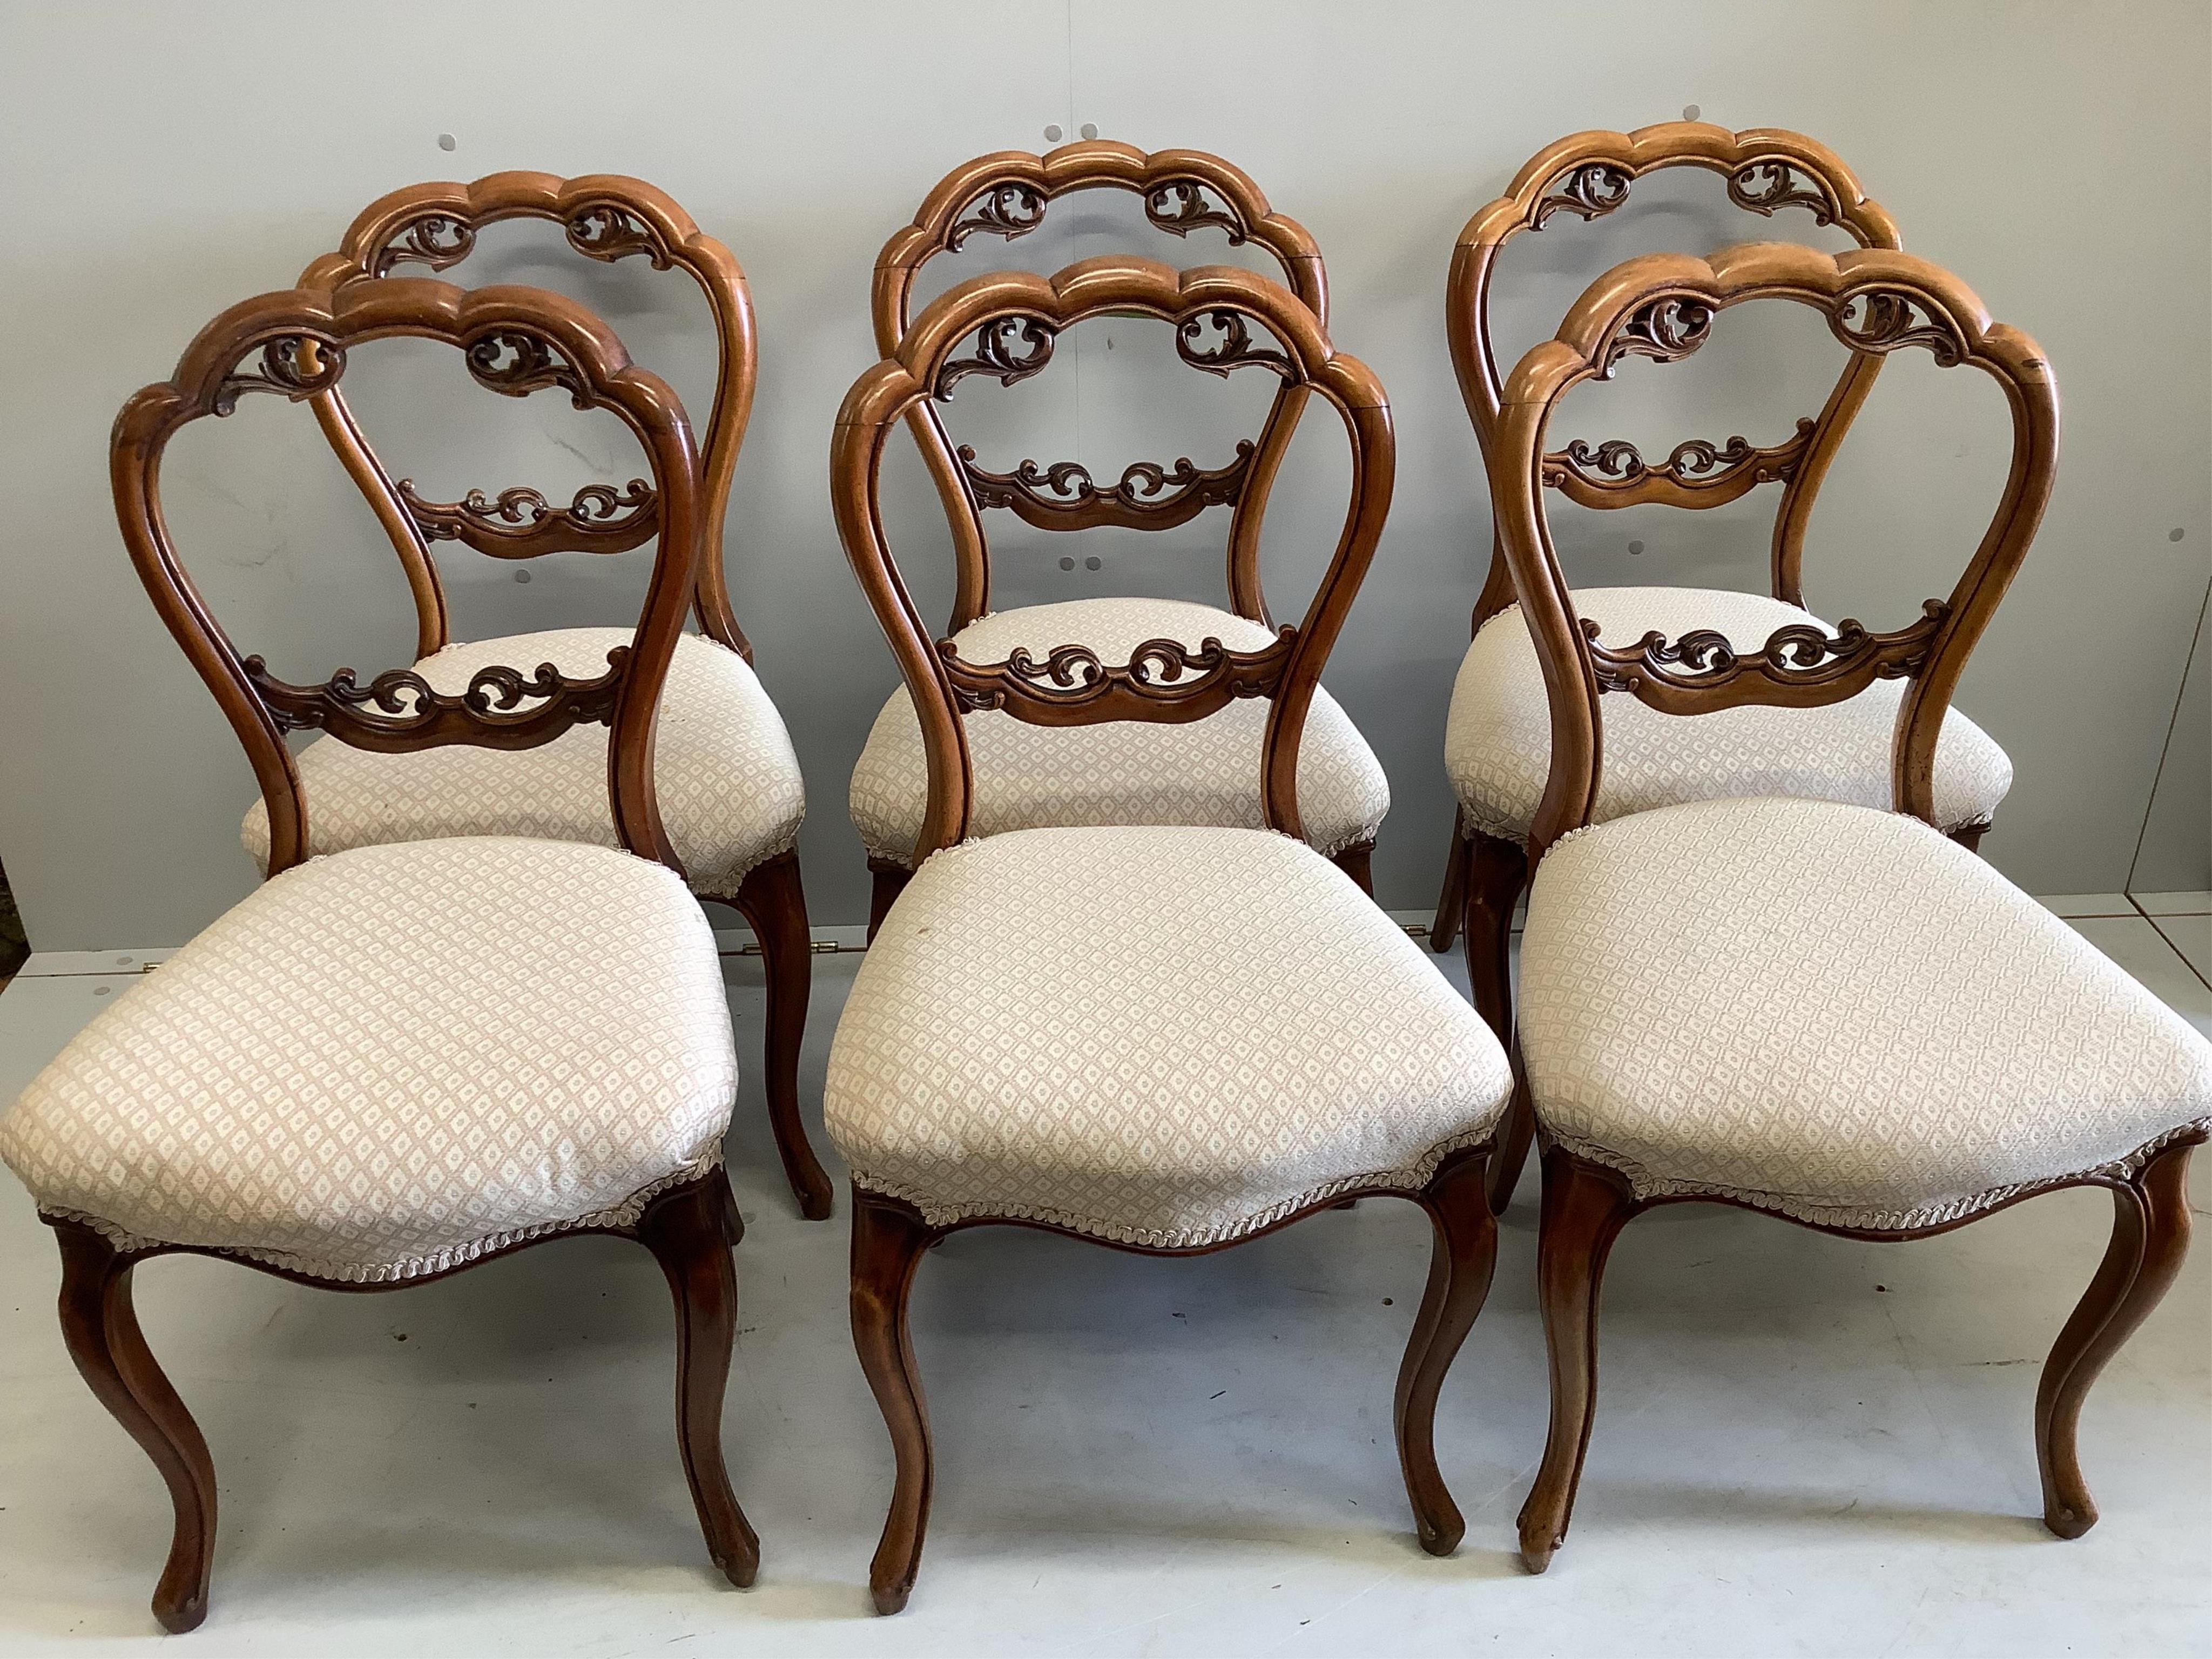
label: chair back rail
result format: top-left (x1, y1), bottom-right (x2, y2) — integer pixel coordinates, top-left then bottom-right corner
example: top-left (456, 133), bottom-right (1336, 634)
top-left (873, 141), bottom-right (1328, 631)
top-left (1487, 242), bottom-right (2058, 858)
top-left (110, 279), bottom-right (704, 877)
top-left (295, 172), bottom-right (757, 661)
top-left (1451, 122), bottom-right (1904, 622)
top-left (832, 257), bottom-right (1392, 864)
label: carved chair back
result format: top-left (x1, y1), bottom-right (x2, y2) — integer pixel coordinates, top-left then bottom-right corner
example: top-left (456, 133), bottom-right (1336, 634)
top-left (294, 172), bottom-right (756, 661)
top-left (833, 257), bottom-right (1392, 865)
top-left (111, 279), bottom-right (705, 880)
top-left (875, 141), bottom-right (1330, 632)
top-left (1453, 122), bottom-right (1905, 623)
top-left (1489, 244), bottom-right (2058, 860)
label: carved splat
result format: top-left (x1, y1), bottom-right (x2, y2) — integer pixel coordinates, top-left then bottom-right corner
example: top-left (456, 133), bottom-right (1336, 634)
top-left (936, 628), bottom-right (1294, 725)
top-left (395, 479), bottom-right (660, 558)
top-left (957, 441), bottom-right (1254, 531)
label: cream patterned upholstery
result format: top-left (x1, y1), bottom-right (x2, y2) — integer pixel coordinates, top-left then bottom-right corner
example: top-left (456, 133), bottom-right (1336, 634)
top-left (1519, 797), bottom-right (2212, 1231)
top-left (1445, 588), bottom-right (2011, 840)
top-left (848, 598), bottom-right (1390, 866)
top-left (0, 838), bottom-right (738, 1284)
top-left (826, 825), bottom-right (1512, 1246)
top-left (243, 629), bottom-right (805, 899)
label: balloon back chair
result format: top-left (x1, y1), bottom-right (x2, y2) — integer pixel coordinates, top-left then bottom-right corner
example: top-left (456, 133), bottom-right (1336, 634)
top-left (853, 141), bottom-right (1388, 932)
top-left (1434, 124), bottom-right (2014, 1215)
top-left (265, 173), bottom-right (829, 1219)
top-left (1486, 241), bottom-right (2212, 1570)
top-left (0, 279), bottom-right (756, 1629)
top-left (828, 256), bottom-right (1515, 1613)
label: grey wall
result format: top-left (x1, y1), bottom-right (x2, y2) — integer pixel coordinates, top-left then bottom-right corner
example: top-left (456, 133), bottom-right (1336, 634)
top-left (2, 0), bottom-right (2207, 948)
top-left (2133, 582), bottom-right (2211, 895)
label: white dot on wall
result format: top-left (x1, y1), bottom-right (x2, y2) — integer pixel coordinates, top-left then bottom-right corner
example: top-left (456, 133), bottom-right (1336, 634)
top-left (1079, 123), bottom-right (1098, 140)
top-left (1043, 124), bottom-right (1063, 143)
top-left (1683, 104), bottom-right (1701, 122)
top-left (437, 132), bottom-right (457, 152)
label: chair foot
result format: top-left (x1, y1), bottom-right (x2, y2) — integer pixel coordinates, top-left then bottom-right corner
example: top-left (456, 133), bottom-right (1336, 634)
top-left (1515, 1150), bottom-right (1638, 1574)
top-left (637, 1172), bottom-right (759, 1588)
top-left (732, 853), bottom-right (833, 1220)
top-left (2036, 1138), bottom-right (2197, 1539)
top-left (52, 1220), bottom-right (217, 1634)
top-left (851, 1188), bottom-right (937, 1615)
top-left (1394, 1150), bottom-right (1500, 1556)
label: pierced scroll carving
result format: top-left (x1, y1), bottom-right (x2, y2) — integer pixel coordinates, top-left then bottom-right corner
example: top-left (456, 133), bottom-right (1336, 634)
top-left (1583, 599), bottom-right (1950, 713)
top-left (1176, 310), bottom-right (1296, 380)
top-left (1831, 291), bottom-right (1968, 367)
top-left (958, 440), bottom-right (1255, 531)
top-left (937, 628), bottom-right (1293, 725)
top-left (214, 336), bottom-right (346, 415)
top-left (1534, 161), bottom-right (1633, 227)
top-left (1145, 180), bottom-right (1251, 244)
top-left (948, 183), bottom-right (1048, 248)
top-left (934, 316), bottom-right (1057, 399)
top-left (465, 329), bottom-right (591, 406)
top-left (240, 649), bottom-right (629, 753)
top-left (566, 203), bottom-right (675, 268)
top-left (1601, 296), bottom-right (1716, 374)
top-left (1727, 159), bottom-right (1843, 227)
top-left (395, 478), bottom-right (659, 557)
top-left (1543, 419), bottom-right (1815, 509)
top-left (373, 213), bottom-right (477, 276)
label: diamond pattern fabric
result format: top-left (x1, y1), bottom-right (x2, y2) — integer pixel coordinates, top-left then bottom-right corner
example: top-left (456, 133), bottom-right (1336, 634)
top-left (242, 629), bottom-right (805, 899)
top-left (825, 825), bottom-right (1512, 1246)
top-left (1445, 587), bottom-right (2012, 840)
top-left (1519, 797), bottom-right (2212, 1230)
top-left (0, 838), bottom-right (738, 1283)
top-left (848, 598), bottom-right (1390, 867)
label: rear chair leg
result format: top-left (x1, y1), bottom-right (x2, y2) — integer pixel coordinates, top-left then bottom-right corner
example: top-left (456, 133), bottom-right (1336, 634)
top-left (52, 1219), bottom-right (217, 1633)
top-left (1462, 830), bottom-right (1532, 1213)
top-left (732, 852), bottom-right (833, 1220)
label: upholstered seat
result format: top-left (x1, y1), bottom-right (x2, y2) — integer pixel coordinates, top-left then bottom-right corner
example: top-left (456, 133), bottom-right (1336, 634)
top-left (0, 837), bottom-right (738, 1284)
top-left (242, 629), bottom-right (806, 899)
top-left (1518, 797), bottom-right (2212, 1232)
top-left (826, 825), bottom-right (1512, 1247)
top-left (1446, 588), bottom-right (2012, 841)
top-left (849, 599), bottom-right (1390, 866)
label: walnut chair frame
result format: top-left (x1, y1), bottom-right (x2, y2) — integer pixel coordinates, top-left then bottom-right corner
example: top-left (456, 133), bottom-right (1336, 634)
top-left (865, 143), bottom-right (1372, 921)
top-left (91, 278), bottom-right (756, 1629)
top-left (832, 257), bottom-right (1498, 1613)
top-left (295, 172), bottom-right (829, 1220)
top-left (1483, 241), bottom-right (2191, 1574)
top-left (1427, 124), bottom-right (1990, 1217)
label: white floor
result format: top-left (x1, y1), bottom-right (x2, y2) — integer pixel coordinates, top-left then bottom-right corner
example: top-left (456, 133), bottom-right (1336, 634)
top-left (0, 894), bottom-right (2206, 1656)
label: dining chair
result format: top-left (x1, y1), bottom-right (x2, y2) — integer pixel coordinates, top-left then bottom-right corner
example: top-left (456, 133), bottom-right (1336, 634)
top-left (827, 254), bottom-right (1514, 1613)
top-left (854, 141), bottom-right (1388, 932)
top-left (1434, 123), bottom-right (2014, 1215)
top-left (1484, 240), bottom-right (2212, 1571)
top-left (0, 277), bottom-right (756, 1629)
top-left (248, 172), bottom-right (830, 1219)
